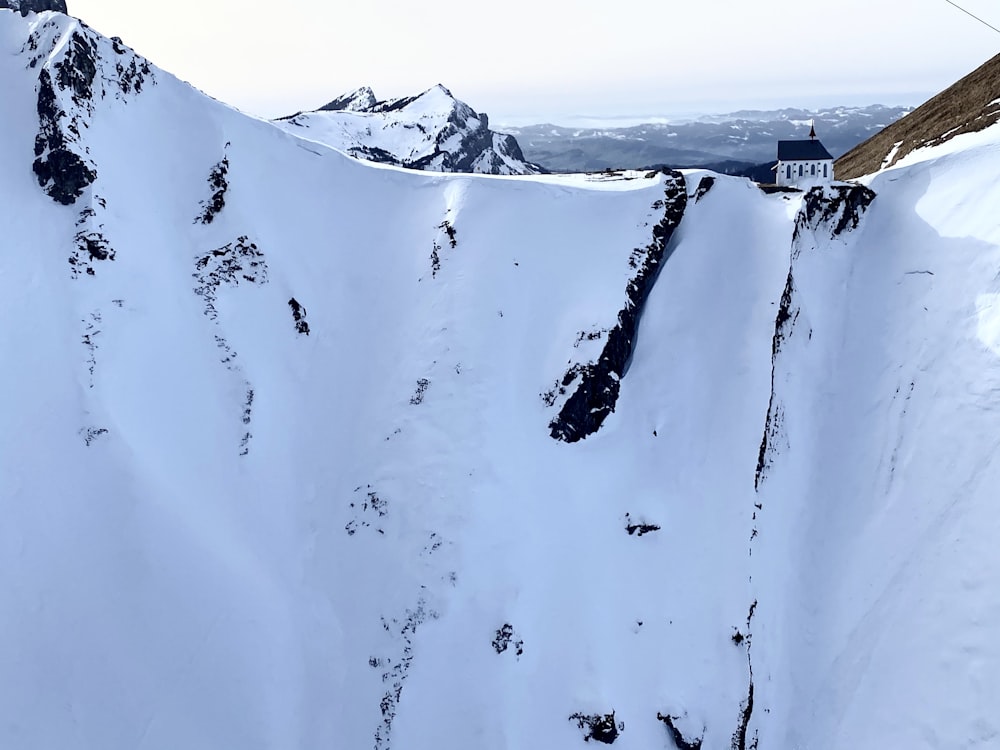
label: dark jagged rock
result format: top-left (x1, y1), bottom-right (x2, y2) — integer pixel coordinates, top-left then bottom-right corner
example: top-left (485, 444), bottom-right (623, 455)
top-left (693, 175), bottom-right (715, 202)
top-left (624, 512), bottom-right (661, 537)
top-left (795, 184), bottom-right (876, 241)
top-left (549, 171), bottom-right (687, 443)
top-left (1, 0), bottom-right (68, 15)
top-left (29, 24), bottom-right (154, 205)
top-left (288, 297), bottom-right (309, 335)
top-left (33, 69), bottom-right (96, 205)
top-left (656, 714), bottom-right (703, 750)
top-left (569, 711), bottom-right (623, 744)
top-left (69, 230), bottom-right (114, 277)
top-left (54, 31), bottom-right (97, 106)
top-left (195, 154), bottom-right (230, 224)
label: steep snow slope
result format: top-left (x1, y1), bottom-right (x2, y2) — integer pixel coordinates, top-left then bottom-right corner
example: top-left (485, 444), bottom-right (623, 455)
top-left (751, 125), bottom-right (1000, 750)
top-left (276, 85), bottom-right (543, 176)
top-left (3, 10), bottom-right (1000, 750)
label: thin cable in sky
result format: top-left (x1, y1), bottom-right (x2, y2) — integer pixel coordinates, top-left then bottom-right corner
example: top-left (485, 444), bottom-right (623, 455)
top-left (943, 0), bottom-right (1000, 34)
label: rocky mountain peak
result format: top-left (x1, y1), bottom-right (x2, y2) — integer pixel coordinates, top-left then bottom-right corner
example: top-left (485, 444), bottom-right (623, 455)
top-left (319, 86), bottom-right (377, 113)
top-left (281, 84), bottom-right (543, 176)
top-left (0, 0), bottom-right (67, 15)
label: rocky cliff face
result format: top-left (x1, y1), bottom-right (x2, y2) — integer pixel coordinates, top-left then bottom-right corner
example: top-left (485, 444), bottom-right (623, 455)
top-left (0, 0), bottom-right (67, 15)
top-left (277, 84), bottom-right (544, 176)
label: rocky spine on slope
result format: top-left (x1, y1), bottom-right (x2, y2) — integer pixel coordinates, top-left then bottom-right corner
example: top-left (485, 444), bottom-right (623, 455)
top-left (0, 0), bottom-right (67, 15)
top-left (836, 52), bottom-right (1000, 179)
top-left (548, 170), bottom-right (687, 443)
top-left (755, 183), bottom-right (876, 489)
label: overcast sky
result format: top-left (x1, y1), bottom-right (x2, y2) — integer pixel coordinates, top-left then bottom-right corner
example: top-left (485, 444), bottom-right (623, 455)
top-left (70, 0), bottom-right (1000, 125)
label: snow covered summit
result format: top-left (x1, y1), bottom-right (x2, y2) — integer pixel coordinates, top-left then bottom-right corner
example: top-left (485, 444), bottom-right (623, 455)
top-left (277, 84), bottom-right (544, 175)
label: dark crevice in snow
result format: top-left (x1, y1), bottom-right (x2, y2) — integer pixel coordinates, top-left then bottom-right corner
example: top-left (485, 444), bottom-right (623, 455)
top-left (732, 601), bottom-right (758, 750)
top-left (657, 713), bottom-right (704, 750)
top-left (549, 171), bottom-right (687, 443)
top-left (755, 268), bottom-right (796, 490)
top-left (569, 711), bottom-right (624, 744)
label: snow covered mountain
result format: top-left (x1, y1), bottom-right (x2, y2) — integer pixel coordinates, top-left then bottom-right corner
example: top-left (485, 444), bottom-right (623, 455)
top-left (276, 85), bottom-right (544, 175)
top-left (3, 8), bottom-right (1000, 750)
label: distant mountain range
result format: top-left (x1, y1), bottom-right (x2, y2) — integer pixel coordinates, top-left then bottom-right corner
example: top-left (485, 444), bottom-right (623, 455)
top-left (504, 105), bottom-right (912, 173)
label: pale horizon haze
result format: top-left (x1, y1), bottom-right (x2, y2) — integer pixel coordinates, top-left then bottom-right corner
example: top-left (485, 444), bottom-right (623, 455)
top-left (69, 0), bottom-right (1000, 125)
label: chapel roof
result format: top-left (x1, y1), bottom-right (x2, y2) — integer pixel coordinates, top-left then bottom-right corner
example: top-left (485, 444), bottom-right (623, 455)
top-left (777, 139), bottom-right (834, 161)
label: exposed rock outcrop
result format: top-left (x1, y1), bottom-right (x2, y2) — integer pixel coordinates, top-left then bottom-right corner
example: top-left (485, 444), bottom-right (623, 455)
top-left (27, 19), bottom-right (153, 205)
top-left (548, 171), bottom-right (687, 443)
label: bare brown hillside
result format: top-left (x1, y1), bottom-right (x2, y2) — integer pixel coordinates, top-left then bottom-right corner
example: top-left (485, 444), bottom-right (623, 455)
top-left (836, 52), bottom-right (1000, 180)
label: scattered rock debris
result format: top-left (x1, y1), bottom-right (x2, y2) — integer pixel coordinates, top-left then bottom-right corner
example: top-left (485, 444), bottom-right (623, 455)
top-left (624, 513), bottom-right (661, 537)
top-left (491, 624), bottom-right (524, 657)
top-left (410, 378), bottom-right (430, 405)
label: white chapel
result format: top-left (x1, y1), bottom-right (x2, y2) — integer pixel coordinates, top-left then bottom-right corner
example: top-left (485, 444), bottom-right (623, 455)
top-left (775, 123), bottom-right (834, 187)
